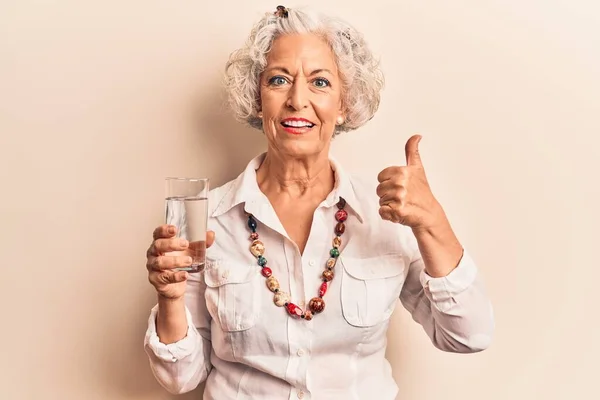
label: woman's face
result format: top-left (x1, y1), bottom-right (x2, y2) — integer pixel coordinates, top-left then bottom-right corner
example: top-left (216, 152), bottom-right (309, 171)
top-left (259, 33), bottom-right (344, 158)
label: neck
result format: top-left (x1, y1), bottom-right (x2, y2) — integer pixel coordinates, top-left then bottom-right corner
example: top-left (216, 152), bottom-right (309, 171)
top-left (256, 150), bottom-right (335, 201)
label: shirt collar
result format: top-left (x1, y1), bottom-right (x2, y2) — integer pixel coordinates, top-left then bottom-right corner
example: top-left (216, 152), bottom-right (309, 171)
top-left (211, 152), bottom-right (364, 223)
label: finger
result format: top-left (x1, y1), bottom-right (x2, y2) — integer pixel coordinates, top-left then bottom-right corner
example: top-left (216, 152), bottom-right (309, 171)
top-left (376, 180), bottom-right (404, 198)
top-left (380, 204), bottom-right (403, 224)
top-left (146, 244), bottom-right (156, 258)
top-left (385, 187), bottom-right (408, 206)
top-left (206, 231), bottom-right (216, 248)
top-left (149, 270), bottom-right (188, 287)
top-left (153, 224), bottom-right (177, 240)
top-left (405, 134), bottom-right (423, 167)
top-left (377, 166), bottom-right (400, 183)
top-left (378, 192), bottom-right (396, 207)
top-left (378, 205), bottom-right (396, 222)
top-left (148, 255), bottom-right (193, 271)
top-left (184, 232), bottom-right (215, 253)
top-left (152, 237), bottom-right (189, 255)
top-left (161, 270), bottom-right (188, 284)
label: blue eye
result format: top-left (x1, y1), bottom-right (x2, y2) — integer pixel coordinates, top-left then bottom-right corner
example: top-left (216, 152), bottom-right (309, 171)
top-left (314, 78), bottom-right (330, 88)
top-left (269, 76), bottom-right (288, 86)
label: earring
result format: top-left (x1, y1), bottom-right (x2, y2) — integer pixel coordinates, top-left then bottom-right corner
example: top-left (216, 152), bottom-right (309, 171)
top-left (258, 111), bottom-right (263, 118)
top-left (336, 116), bottom-right (344, 125)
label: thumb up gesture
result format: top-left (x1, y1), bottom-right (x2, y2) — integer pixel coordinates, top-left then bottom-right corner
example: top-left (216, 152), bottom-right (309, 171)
top-left (376, 135), bottom-right (446, 231)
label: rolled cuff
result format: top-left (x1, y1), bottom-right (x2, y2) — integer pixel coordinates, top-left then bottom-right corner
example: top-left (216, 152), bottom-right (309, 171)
top-left (144, 304), bottom-right (199, 363)
top-left (419, 249), bottom-right (478, 305)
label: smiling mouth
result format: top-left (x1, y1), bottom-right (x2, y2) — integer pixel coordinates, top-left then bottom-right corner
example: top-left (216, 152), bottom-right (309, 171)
top-left (281, 121), bottom-right (316, 129)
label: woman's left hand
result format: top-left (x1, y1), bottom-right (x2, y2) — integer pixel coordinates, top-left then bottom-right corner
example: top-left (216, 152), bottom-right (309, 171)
top-left (376, 134), bottom-right (447, 231)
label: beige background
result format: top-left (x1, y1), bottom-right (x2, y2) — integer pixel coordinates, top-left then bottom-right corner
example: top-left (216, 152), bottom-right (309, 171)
top-left (1, 0), bottom-right (598, 399)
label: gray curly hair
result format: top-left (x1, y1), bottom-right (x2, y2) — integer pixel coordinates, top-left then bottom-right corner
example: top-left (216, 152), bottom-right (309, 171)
top-left (223, 6), bottom-right (385, 135)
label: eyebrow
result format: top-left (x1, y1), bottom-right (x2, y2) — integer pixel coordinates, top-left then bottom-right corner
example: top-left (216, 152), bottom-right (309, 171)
top-left (266, 67), bottom-right (334, 76)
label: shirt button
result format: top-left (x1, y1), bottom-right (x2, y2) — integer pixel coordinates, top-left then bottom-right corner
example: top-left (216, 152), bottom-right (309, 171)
top-left (308, 260), bottom-right (315, 267)
top-left (297, 391), bottom-right (305, 399)
top-left (222, 270), bottom-right (230, 279)
top-left (297, 349), bottom-right (305, 357)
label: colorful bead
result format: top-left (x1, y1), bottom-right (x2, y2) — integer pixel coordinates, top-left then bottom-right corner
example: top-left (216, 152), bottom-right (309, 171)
top-left (248, 194), bottom-right (348, 321)
top-left (274, 291), bottom-right (290, 306)
top-left (319, 282), bottom-right (328, 297)
top-left (335, 209), bottom-right (348, 222)
top-left (286, 303), bottom-right (303, 318)
top-left (326, 258), bottom-right (337, 269)
top-left (333, 236), bottom-right (342, 248)
top-left (309, 297), bottom-right (325, 313)
top-left (266, 276), bottom-right (280, 292)
top-left (247, 216), bottom-right (257, 232)
top-left (250, 240), bottom-right (265, 257)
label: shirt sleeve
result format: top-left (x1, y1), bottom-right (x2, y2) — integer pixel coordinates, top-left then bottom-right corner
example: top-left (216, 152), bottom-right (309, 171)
top-left (143, 271), bottom-right (213, 394)
top-left (399, 243), bottom-right (495, 353)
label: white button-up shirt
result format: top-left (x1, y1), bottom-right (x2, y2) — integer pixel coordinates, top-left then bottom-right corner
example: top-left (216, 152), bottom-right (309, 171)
top-left (144, 152), bottom-right (494, 400)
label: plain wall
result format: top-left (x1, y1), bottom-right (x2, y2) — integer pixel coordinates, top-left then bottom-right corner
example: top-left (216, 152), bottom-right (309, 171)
top-left (1, 1), bottom-right (598, 399)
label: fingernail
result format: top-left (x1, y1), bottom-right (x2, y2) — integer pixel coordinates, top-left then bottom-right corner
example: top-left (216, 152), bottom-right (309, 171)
top-left (180, 239), bottom-right (189, 247)
top-left (168, 226), bottom-right (175, 234)
top-left (186, 257), bottom-right (193, 264)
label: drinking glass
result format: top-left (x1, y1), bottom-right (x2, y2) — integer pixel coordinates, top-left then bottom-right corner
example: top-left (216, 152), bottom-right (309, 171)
top-left (164, 178), bottom-right (209, 273)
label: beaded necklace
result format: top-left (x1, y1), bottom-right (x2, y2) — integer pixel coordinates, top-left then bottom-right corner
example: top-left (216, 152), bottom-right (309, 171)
top-left (246, 197), bottom-right (348, 320)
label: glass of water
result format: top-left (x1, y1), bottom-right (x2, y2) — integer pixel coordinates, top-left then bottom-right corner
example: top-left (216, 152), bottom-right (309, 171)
top-left (165, 177), bottom-right (209, 273)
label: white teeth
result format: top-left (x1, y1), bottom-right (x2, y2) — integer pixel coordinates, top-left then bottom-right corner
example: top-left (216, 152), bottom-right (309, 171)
top-left (282, 120), bottom-right (314, 128)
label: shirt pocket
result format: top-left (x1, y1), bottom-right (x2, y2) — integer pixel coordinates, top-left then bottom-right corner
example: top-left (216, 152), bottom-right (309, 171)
top-left (340, 254), bottom-right (406, 327)
top-left (204, 259), bottom-right (262, 332)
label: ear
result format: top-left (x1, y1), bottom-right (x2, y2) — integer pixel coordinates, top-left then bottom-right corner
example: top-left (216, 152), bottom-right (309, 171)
top-left (337, 102), bottom-right (346, 125)
top-left (338, 96), bottom-right (346, 120)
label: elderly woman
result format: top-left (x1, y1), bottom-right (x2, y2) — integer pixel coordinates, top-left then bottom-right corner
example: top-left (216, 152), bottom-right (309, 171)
top-left (144, 5), bottom-right (494, 400)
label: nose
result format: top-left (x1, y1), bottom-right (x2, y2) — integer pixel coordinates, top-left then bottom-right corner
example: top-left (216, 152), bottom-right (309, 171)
top-left (286, 80), bottom-right (309, 111)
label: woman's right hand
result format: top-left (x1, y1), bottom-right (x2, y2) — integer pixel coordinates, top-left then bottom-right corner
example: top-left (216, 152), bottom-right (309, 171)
top-left (146, 225), bottom-right (215, 300)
